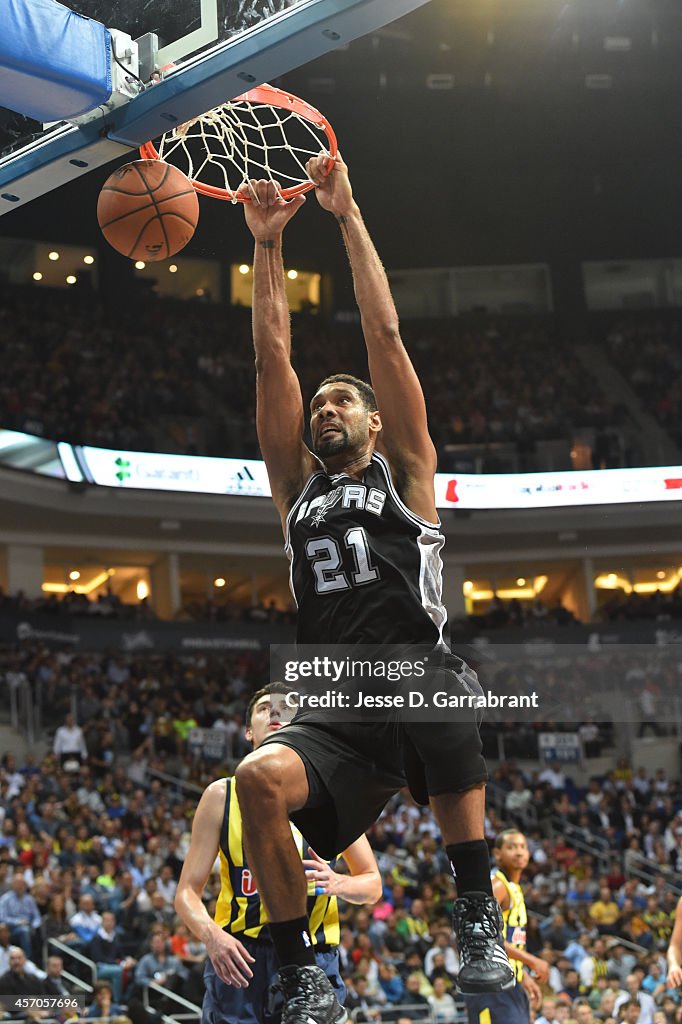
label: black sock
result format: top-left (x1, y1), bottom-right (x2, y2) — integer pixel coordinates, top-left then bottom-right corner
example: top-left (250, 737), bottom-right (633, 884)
top-left (447, 840), bottom-right (493, 896)
top-left (268, 917), bottom-right (316, 968)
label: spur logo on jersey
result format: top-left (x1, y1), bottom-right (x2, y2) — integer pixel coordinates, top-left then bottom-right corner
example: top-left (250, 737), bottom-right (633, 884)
top-left (240, 869), bottom-right (258, 896)
top-left (297, 484), bottom-right (387, 527)
top-left (309, 486), bottom-right (344, 527)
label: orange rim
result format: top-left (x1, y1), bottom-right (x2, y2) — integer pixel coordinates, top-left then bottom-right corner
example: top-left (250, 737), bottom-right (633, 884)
top-left (139, 83), bottom-right (338, 202)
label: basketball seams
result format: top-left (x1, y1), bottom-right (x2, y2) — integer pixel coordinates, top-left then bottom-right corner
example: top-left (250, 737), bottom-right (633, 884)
top-left (126, 219), bottom-right (155, 260)
top-left (126, 216), bottom-right (195, 259)
top-left (161, 213), bottom-right (199, 229)
top-left (100, 184), bottom-right (196, 198)
top-left (99, 189), bottom-right (197, 229)
top-left (131, 160), bottom-right (172, 195)
top-left (131, 162), bottom-right (171, 259)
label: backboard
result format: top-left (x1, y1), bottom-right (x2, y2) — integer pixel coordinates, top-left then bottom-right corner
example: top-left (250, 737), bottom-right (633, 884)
top-left (0, 0), bottom-right (433, 214)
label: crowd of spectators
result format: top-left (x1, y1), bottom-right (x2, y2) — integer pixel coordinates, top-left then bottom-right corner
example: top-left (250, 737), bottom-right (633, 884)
top-left (0, 642), bottom-right (681, 1023)
top-left (0, 732), bottom-right (681, 1023)
top-left (0, 588), bottom-right (298, 627)
top-left (8, 582), bottom-right (682, 637)
top-left (5, 581), bottom-right (682, 635)
top-left (460, 596), bottom-right (580, 632)
top-left (400, 320), bottom-right (624, 472)
top-left (605, 320), bottom-right (682, 454)
top-left (596, 588), bottom-right (682, 625)
top-left (0, 284), bottom-right (639, 472)
top-left (0, 589), bottom-right (156, 623)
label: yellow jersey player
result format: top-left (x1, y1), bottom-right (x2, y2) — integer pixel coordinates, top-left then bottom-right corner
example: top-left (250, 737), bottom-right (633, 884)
top-left (463, 829), bottom-right (549, 1024)
top-left (666, 893), bottom-right (682, 989)
top-left (175, 684), bottom-right (381, 1024)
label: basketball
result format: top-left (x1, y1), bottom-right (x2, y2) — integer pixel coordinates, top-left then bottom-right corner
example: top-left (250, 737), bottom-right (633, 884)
top-left (97, 159), bottom-right (199, 262)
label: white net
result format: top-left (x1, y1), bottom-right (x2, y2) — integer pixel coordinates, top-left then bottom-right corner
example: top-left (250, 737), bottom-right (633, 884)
top-left (152, 97), bottom-right (334, 200)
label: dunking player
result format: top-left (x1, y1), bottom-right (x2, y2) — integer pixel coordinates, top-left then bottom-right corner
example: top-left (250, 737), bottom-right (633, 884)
top-left (464, 829), bottom-right (550, 1024)
top-left (235, 153), bottom-right (514, 1024)
top-left (175, 684), bottom-right (381, 1024)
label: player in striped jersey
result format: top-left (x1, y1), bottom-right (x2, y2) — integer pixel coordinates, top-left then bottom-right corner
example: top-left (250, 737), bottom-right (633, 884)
top-left (666, 894), bottom-right (682, 989)
top-left (175, 684), bottom-right (381, 1024)
top-left (464, 829), bottom-right (549, 1024)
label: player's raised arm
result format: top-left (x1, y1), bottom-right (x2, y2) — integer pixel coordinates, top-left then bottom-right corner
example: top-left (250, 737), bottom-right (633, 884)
top-left (306, 154), bottom-right (437, 492)
top-left (243, 180), bottom-right (318, 525)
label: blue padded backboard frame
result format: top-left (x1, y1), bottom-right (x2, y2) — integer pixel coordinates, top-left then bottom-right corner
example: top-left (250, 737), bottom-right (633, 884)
top-left (0, 0), bottom-right (112, 123)
top-left (0, 0), bottom-right (433, 214)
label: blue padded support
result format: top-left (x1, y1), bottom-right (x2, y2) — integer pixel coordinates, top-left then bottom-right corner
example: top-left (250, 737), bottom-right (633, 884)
top-left (0, 0), bottom-right (111, 122)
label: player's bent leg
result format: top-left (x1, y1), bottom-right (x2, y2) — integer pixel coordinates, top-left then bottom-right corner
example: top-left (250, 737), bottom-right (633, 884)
top-left (406, 670), bottom-right (514, 995)
top-left (235, 743), bottom-right (310, 921)
top-left (236, 746), bottom-right (347, 1024)
top-left (431, 788), bottom-right (514, 995)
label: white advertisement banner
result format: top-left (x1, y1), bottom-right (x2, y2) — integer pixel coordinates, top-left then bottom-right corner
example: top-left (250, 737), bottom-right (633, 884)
top-left (2, 429), bottom-right (682, 509)
top-left (74, 446), bottom-right (271, 497)
top-left (433, 465), bottom-right (682, 509)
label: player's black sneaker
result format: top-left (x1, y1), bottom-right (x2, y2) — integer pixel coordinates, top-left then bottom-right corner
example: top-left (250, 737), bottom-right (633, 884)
top-left (278, 964), bottom-right (348, 1024)
top-left (453, 891), bottom-right (516, 994)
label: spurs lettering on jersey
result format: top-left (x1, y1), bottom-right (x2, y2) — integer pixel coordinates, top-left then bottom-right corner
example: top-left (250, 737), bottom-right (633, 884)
top-left (296, 483), bottom-right (387, 526)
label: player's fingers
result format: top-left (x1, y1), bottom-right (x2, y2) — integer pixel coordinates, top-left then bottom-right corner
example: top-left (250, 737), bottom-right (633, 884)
top-left (228, 961), bottom-right (254, 985)
top-left (233, 941), bottom-right (256, 964)
top-left (307, 847), bottom-right (325, 863)
top-left (212, 960), bottom-right (236, 986)
top-left (305, 156), bottom-right (321, 181)
top-left (267, 180), bottom-right (284, 205)
top-left (245, 179), bottom-right (263, 206)
top-left (306, 157), bottom-right (326, 187)
top-left (221, 955), bottom-right (252, 987)
top-left (252, 179), bottom-right (270, 206)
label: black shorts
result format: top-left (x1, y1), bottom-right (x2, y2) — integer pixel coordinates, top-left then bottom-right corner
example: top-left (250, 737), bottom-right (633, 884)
top-left (463, 982), bottom-right (530, 1024)
top-left (261, 655), bottom-right (488, 858)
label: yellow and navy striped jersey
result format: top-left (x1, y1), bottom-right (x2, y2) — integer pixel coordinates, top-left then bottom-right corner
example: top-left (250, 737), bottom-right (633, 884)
top-left (214, 777), bottom-right (340, 944)
top-left (494, 869), bottom-right (527, 982)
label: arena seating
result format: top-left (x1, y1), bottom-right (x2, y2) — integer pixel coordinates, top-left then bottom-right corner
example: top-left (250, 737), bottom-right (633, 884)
top-left (0, 642), bottom-right (680, 1022)
top-left (0, 285), bottom-right (649, 472)
top-left (605, 319), bottom-right (682, 454)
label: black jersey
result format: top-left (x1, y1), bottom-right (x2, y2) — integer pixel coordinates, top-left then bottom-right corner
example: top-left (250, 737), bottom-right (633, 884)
top-left (285, 452), bottom-right (447, 646)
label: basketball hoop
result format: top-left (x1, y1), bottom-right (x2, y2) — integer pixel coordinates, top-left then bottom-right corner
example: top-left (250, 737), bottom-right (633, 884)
top-left (139, 84), bottom-right (337, 203)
